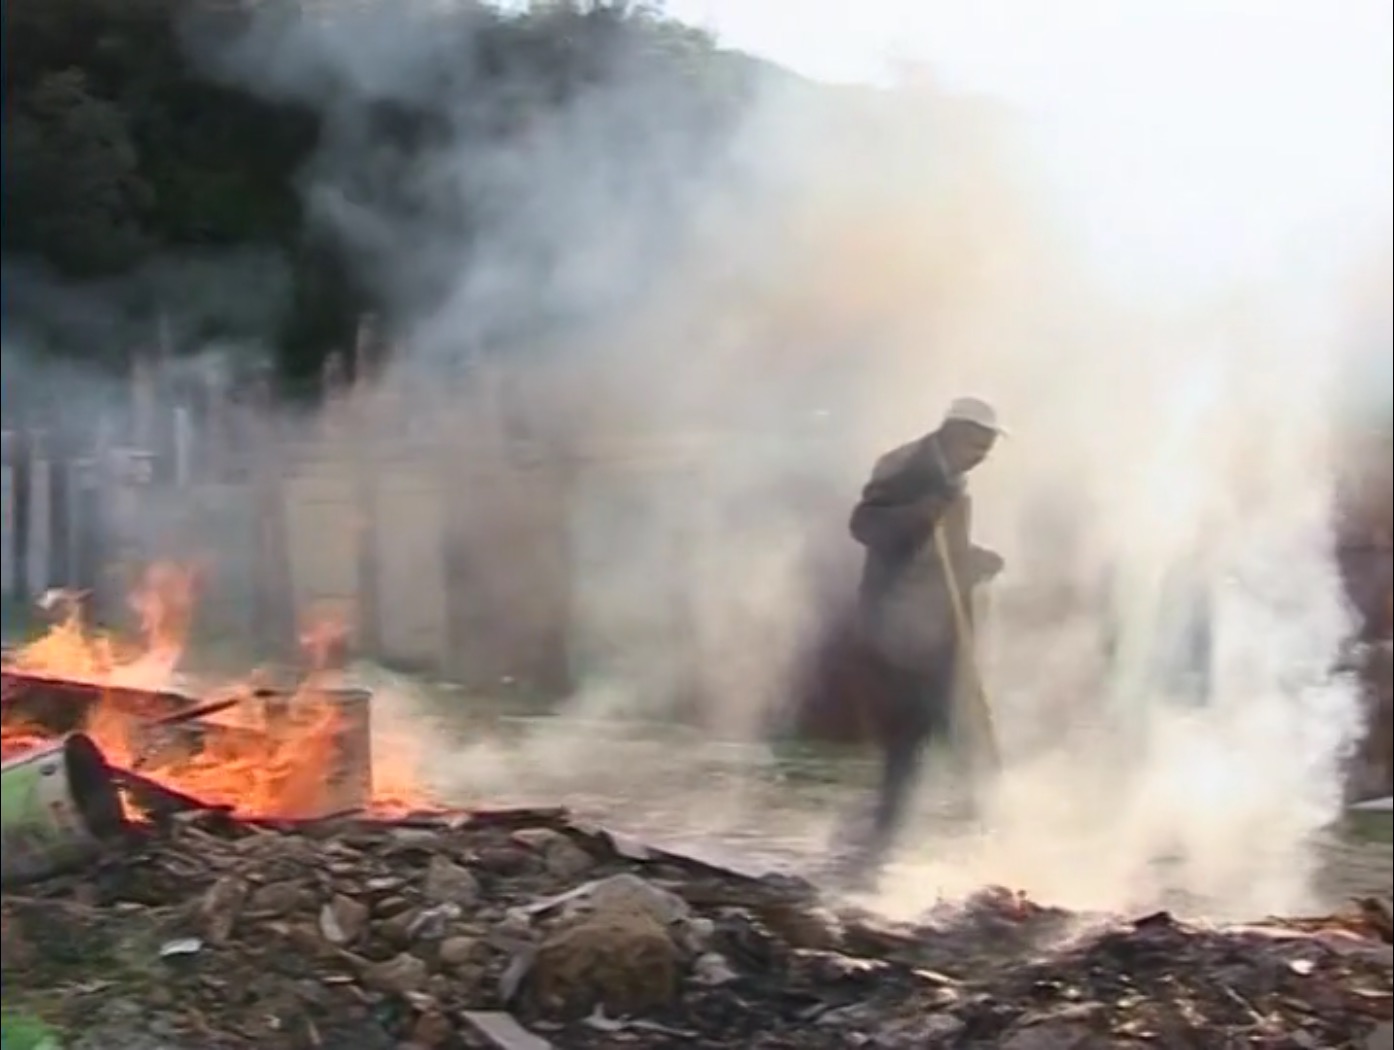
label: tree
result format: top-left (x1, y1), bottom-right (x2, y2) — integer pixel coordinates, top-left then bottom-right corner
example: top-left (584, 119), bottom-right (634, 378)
top-left (3, 69), bottom-right (152, 276)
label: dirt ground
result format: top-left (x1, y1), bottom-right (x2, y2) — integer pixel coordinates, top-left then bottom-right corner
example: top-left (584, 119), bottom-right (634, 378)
top-left (1318, 836), bottom-right (1394, 907)
top-left (402, 705), bottom-right (1394, 921)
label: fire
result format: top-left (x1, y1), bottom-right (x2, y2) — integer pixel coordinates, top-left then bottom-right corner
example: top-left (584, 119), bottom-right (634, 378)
top-left (12, 564), bottom-right (196, 689)
top-left (1, 563), bottom-right (434, 820)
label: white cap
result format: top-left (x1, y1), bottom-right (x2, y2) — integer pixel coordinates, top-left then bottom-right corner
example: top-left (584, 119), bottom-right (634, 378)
top-left (943, 396), bottom-right (1006, 435)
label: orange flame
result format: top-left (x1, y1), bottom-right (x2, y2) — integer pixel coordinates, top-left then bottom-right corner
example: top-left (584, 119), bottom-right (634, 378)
top-left (1, 563), bottom-right (433, 820)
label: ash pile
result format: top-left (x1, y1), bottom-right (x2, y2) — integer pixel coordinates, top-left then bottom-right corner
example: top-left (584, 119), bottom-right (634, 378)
top-left (3, 806), bottom-right (1391, 1050)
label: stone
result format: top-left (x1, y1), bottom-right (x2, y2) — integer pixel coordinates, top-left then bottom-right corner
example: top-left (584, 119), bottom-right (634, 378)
top-left (510, 828), bottom-right (565, 851)
top-left (423, 856), bottom-right (481, 908)
top-left (460, 1011), bottom-right (554, 1050)
top-left (690, 951), bottom-right (739, 986)
top-left (475, 846), bottom-right (539, 877)
top-left (247, 880), bottom-right (304, 918)
top-left (998, 1022), bottom-right (1103, 1050)
top-left (527, 907), bottom-right (679, 1017)
top-left (762, 903), bottom-right (844, 951)
top-left (438, 936), bottom-right (480, 968)
top-left (362, 953), bottom-right (431, 996)
top-left (540, 839), bottom-right (596, 881)
top-left (320, 894), bottom-right (370, 946)
top-left (381, 908), bottom-right (423, 947)
top-left (200, 875), bottom-right (248, 945)
top-left (390, 828), bottom-right (447, 852)
top-left (374, 895), bottom-right (415, 918)
top-left (411, 1010), bottom-right (454, 1047)
top-left (407, 903), bottom-right (462, 941)
top-left (872, 1013), bottom-right (965, 1047)
top-left (562, 873), bottom-right (688, 926)
top-left (673, 915), bottom-right (716, 956)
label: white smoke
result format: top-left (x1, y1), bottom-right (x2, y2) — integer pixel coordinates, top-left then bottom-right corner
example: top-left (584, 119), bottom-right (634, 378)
top-left (189, 0), bottom-right (1387, 918)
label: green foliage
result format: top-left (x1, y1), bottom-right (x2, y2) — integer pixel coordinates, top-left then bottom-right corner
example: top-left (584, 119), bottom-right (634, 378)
top-left (2, 0), bottom-right (753, 388)
top-left (2, 69), bottom-right (151, 275)
top-left (0, 1011), bottom-right (62, 1050)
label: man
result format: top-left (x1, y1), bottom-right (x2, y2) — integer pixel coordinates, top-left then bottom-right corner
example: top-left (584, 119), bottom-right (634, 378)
top-left (837, 396), bottom-right (1006, 878)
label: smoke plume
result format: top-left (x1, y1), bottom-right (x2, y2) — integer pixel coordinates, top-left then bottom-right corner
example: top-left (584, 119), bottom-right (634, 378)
top-left (177, 0), bottom-right (1388, 918)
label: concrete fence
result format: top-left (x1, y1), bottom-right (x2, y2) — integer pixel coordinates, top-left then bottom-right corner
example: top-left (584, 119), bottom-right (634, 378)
top-left (2, 357), bottom-right (1389, 797)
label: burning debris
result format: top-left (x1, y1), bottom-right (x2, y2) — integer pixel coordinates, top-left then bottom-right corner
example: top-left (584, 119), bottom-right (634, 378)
top-left (2, 566), bottom-right (410, 831)
top-left (1, 571), bottom-right (1390, 1048)
top-left (0, 804), bottom-right (1390, 1050)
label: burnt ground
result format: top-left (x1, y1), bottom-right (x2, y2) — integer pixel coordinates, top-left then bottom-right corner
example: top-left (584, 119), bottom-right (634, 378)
top-left (2, 808), bottom-right (1391, 1050)
top-left (392, 698), bottom-right (1394, 919)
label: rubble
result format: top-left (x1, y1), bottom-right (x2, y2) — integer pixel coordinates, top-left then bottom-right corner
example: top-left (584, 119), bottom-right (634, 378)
top-left (0, 806), bottom-right (1390, 1049)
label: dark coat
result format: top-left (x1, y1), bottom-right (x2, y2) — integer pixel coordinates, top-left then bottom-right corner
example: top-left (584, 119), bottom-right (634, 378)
top-left (849, 433), bottom-right (983, 671)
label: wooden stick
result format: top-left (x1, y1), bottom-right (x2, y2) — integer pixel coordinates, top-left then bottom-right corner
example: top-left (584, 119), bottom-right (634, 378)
top-left (932, 522), bottom-right (1001, 772)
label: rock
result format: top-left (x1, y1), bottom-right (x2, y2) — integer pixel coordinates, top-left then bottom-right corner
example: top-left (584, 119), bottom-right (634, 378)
top-left (362, 952), bottom-right (431, 996)
top-left (527, 907), bottom-right (679, 1017)
top-left (423, 856), bottom-right (481, 908)
top-left (690, 951), bottom-right (739, 986)
top-left (320, 894), bottom-right (370, 946)
top-left (411, 1010), bottom-right (454, 1047)
top-left (381, 908), bottom-right (423, 947)
top-left (390, 827), bottom-right (447, 852)
top-left (872, 1013), bottom-right (965, 1047)
top-left (200, 875), bottom-right (248, 945)
top-left (673, 915), bottom-right (715, 956)
top-left (476, 846), bottom-right (539, 877)
top-left (508, 829), bottom-right (593, 879)
top-left (761, 903), bottom-right (844, 951)
top-left (461, 1010), bottom-right (555, 1050)
top-left (999, 1021), bottom-right (1103, 1050)
top-left (561, 873), bottom-right (689, 926)
top-left (374, 895), bottom-right (415, 918)
top-left (510, 828), bottom-right (565, 851)
top-left (1369, 1022), bottom-right (1393, 1050)
top-left (364, 876), bottom-right (409, 894)
top-left (495, 910), bottom-right (535, 940)
top-left (407, 903), bottom-right (462, 941)
top-left (438, 935), bottom-right (481, 968)
top-left (246, 881), bottom-right (306, 918)
top-left (541, 839), bottom-right (596, 881)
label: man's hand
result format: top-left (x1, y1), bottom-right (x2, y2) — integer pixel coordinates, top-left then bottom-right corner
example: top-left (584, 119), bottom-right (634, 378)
top-left (969, 547), bottom-right (1005, 581)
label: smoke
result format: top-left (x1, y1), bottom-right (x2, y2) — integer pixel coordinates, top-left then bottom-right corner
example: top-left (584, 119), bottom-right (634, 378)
top-left (175, 0), bottom-right (1386, 918)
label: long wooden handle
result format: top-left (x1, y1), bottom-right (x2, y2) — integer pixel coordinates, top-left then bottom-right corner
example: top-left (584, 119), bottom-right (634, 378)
top-left (932, 522), bottom-right (1001, 771)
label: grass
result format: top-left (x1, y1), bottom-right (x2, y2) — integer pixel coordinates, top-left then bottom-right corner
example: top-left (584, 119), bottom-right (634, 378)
top-left (0, 1010), bottom-right (63, 1049)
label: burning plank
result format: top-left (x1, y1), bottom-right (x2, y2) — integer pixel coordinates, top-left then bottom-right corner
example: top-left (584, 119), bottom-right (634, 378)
top-left (1, 668), bottom-right (197, 738)
top-left (1, 672), bottom-right (375, 823)
top-left (1, 563), bottom-right (387, 823)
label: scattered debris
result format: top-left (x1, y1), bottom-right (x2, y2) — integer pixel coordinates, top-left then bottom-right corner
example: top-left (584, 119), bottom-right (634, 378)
top-left (0, 805), bottom-right (1389, 1049)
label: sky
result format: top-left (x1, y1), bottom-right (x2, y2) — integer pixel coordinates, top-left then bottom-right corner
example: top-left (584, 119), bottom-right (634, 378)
top-left (667, 0), bottom-right (1394, 304)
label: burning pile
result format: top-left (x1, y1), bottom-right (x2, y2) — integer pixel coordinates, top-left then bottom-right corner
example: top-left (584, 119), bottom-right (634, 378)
top-left (2, 566), bottom-right (1391, 1048)
top-left (1, 807), bottom-right (1391, 1049)
top-left (1, 566), bottom-right (420, 827)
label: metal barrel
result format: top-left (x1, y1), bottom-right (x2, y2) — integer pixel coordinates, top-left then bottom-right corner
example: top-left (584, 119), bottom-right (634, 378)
top-left (263, 685), bottom-right (373, 820)
top-left (1, 733), bottom-right (128, 886)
